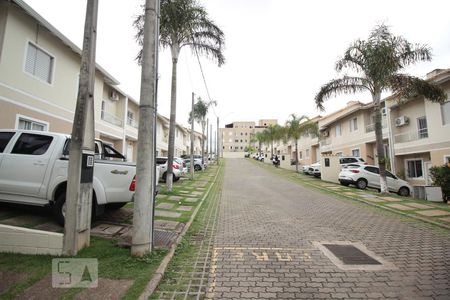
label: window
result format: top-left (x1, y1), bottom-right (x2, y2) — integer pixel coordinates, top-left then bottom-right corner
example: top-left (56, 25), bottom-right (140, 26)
top-left (305, 149), bottom-right (310, 158)
top-left (364, 166), bottom-right (379, 174)
top-left (235, 139), bottom-right (239, 143)
top-left (16, 116), bottom-right (48, 131)
top-left (299, 151), bottom-right (303, 159)
top-left (25, 42), bottom-right (54, 83)
top-left (11, 133), bottom-right (53, 155)
top-left (441, 101), bottom-right (450, 125)
top-left (127, 111), bottom-right (134, 125)
top-left (417, 116), bottom-right (428, 139)
top-left (349, 117), bottom-right (358, 132)
top-left (351, 149), bottom-right (360, 157)
top-left (0, 132), bottom-right (15, 153)
top-left (444, 156), bottom-right (450, 166)
top-left (406, 159), bottom-right (423, 178)
top-left (335, 124), bottom-right (342, 136)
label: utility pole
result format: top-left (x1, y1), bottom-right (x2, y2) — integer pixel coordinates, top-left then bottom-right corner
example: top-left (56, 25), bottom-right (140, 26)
top-left (209, 122), bottom-right (212, 162)
top-left (217, 117), bottom-right (220, 163)
top-left (190, 92), bottom-right (195, 180)
top-left (132, 0), bottom-right (159, 256)
top-left (63, 0), bottom-right (98, 256)
top-left (206, 118), bottom-right (209, 163)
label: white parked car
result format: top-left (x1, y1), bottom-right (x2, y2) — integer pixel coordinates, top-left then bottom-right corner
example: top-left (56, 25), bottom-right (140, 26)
top-left (338, 156), bottom-right (367, 168)
top-left (338, 165), bottom-right (412, 196)
top-left (0, 130), bottom-right (143, 225)
top-left (156, 157), bottom-right (182, 182)
top-left (311, 162), bottom-right (321, 178)
top-left (302, 165), bottom-right (310, 174)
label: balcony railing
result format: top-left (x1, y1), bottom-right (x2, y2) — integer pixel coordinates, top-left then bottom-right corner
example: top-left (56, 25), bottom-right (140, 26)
top-left (394, 128), bottom-right (428, 143)
top-left (101, 110), bottom-right (123, 127)
top-left (365, 119), bottom-right (387, 133)
top-left (127, 117), bottom-right (138, 129)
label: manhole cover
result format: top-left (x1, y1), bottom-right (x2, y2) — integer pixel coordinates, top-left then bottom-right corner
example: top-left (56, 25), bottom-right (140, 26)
top-left (154, 230), bottom-right (177, 249)
top-left (323, 244), bottom-right (381, 265)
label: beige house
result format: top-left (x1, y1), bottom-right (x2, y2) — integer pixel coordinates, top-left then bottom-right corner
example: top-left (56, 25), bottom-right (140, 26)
top-left (0, 0), bottom-right (202, 162)
top-left (296, 116), bottom-right (321, 166)
top-left (387, 68), bottom-right (450, 186)
top-left (221, 121), bottom-right (257, 153)
top-left (318, 101), bottom-right (389, 166)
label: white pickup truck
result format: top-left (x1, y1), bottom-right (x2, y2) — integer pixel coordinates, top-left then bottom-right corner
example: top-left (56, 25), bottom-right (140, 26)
top-left (0, 130), bottom-right (154, 225)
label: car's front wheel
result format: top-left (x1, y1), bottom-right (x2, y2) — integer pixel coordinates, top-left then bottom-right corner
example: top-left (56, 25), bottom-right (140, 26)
top-left (356, 178), bottom-right (368, 189)
top-left (398, 186), bottom-right (410, 197)
top-left (194, 164), bottom-right (201, 171)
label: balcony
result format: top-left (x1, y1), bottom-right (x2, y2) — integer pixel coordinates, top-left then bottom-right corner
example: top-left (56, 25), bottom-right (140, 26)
top-left (394, 128), bottom-right (428, 143)
top-left (365, 119), bottom-right (387, 133)
top-left (101, 110), bottom-right (123, 127)
top-left (127, 117), bottom-right (138, 129)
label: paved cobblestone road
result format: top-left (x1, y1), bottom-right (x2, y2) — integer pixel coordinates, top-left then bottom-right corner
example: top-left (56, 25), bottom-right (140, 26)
top-left (208, 159), bottom-right (450, 300)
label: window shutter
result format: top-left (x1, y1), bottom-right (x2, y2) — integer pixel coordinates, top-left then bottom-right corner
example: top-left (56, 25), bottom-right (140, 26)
top-left (35, 48), bottom-right (53, 83)
top-left (25, 43), bottom-right (37, 75)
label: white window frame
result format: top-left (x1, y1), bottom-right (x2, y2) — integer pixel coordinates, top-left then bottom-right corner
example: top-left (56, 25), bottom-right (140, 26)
top-left (15, 114), bottom-right (49, 131)
top-left (351, 148), bottom-right (360, 157)
top-left (23, 40), bottom-right (56, 85)
top-left (335, 124), bottom-right (342, 136)
top-left (405, 158), bottom-right (424, 179)
top-left (444, 155), bottom-right (450, 165)
top-left (305, 149), bottom-right (310, 158)
top-left (349, 117), bottom-right (358, 132)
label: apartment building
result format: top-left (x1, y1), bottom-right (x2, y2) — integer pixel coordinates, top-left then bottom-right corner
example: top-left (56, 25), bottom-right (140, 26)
top-left (386, 68), bottom-right (450, 186)
top-left (0, 0), bottom-right (202, 162)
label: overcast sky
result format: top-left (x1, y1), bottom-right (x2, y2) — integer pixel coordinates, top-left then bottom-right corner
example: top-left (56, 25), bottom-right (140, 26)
top-left (24, 0), bottom-right (450, 128)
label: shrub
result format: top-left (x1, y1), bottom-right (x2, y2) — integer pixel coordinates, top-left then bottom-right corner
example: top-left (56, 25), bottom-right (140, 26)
top-left (430, 164), bottom-right (450, 201)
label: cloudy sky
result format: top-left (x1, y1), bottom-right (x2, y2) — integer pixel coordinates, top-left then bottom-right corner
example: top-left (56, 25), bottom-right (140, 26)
top-left (24, 0), bottom-right (450, 128)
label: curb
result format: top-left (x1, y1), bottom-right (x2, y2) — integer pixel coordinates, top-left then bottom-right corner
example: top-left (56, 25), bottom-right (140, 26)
top-left (138, 164), bottom-right (222, 300)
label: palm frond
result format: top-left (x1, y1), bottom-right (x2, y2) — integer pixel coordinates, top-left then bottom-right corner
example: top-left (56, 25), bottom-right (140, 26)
top-left (388, 74), bottom-right (447, 103)
top-left (315, 77), bottom-right (371, 111)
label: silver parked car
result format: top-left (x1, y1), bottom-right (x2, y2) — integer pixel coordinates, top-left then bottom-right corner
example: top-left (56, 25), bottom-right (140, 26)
top-left (338, 165), bottom-right (412, 196)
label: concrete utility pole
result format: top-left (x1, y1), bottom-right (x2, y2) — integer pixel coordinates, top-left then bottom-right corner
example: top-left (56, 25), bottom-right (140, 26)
top-left (63, 0), bottom-right (98, 256)
top-left (190, 92), bottom-right (195, 180)
top-left (206, 118), bottom-right (209, 163)
top-left (131, 0), bottom-right (159, 256)
top-left (209, 122), bottom-right (212, 161)
top-left (217, 117), bottom-right (220, 163)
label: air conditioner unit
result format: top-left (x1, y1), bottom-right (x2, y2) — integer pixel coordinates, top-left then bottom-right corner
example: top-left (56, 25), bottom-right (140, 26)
top-left (395, 116), bottom-right (409, 127)
top-left (109, 90), bottom-right (119, 101)
top-left (322, 130), bottom-right (329, 137)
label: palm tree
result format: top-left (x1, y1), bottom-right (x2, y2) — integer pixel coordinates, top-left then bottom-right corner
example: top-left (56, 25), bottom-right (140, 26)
top-left (135, 0), bottom-right (225, 191)
top-left (255, 132), bottom-right (265, 154)
top-left (263, 124), bottom-right (283, 158)
top-left (189, 97), bottom-right (216, 166)
top-left (315, 24), bottom-right (446, 193)
top-left (285, 114), bottom-right (318, 173)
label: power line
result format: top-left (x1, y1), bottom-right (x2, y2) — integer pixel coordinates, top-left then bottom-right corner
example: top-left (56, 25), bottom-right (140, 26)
top-left (192, 45), bottom-right (217, 118)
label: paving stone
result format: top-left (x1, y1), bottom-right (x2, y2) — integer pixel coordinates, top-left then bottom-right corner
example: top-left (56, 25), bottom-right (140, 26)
top-left (343, 192), bottom-right (357, 196)
top-left (15, 274), bottom-right (66, 299)
top-left (155, 210), bottom-right (182, 218)
top-left (359, 194), bottom-right (377, 198)
top-left (416, 210), bottom-right (450, 217)
top-left (190, 191), bottom-right (203, 196)
top-left (75, 278), bottom-right (134, 300)
top-left (167, 195), bottom-right (183, 201)
top-left (184, 197), bottom-right (199, 203)
top-left (402, 203), bottom-right (434, 209)
top-left (154, 220), bottom-right (180, 230)
top-left (156, 203), bottom-right (175, 209)
top-left (91, 224), bottom-right (124, 236)
top-left (439, 217), bottom-right (450, 223)
top-left (176, 205), bottom-right (193, 212)
top-left (362, 197), bottom-right (385, 203)
top-left (378, 196), bottom-right (402, 202)
top-left (385, 204), bottom-right (416, 211)
top-left (0, 271), bottom-right (30, 292)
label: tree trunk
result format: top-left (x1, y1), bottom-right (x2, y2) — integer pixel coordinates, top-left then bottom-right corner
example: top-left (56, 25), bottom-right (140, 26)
top-left (271, 141), bottom-right (273, 158)
top-left (295, 140), bottom-right (299, 173)
top-left (166, 52), bottom-right (179, 192)
top-left (131, 0), bottom-right (158, 256)
top-left (373, 91), bottom-right (388, 194)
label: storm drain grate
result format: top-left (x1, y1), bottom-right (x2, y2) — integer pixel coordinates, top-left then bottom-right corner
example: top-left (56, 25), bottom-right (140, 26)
top-left (323, 244), bottom-right (381, 265)
top-left (153, 230), bottom-right (178, 249)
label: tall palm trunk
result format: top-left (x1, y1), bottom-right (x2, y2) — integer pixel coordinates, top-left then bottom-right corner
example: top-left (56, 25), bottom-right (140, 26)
top-left (373, 91), bottom-right (388, 194)
top-left (271, 141), bottom-right (274, 157)
top-left (166, 53), bottom-right (178, 191)
top-left (295, 140), bottom-right (299, 173)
